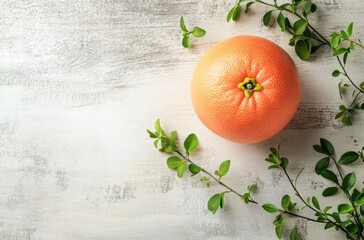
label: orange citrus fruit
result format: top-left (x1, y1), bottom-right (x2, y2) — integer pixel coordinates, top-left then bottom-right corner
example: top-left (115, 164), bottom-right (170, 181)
top-left (191, 35), bottom-right (301, 144)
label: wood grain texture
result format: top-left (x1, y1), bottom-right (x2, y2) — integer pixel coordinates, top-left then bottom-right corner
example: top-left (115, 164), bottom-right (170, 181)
top-left (0, 0), bottom-right (363, 239)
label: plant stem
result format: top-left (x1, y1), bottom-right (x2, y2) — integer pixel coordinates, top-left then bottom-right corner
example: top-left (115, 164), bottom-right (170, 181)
top-left (282, 168), bottom-right (354, 239)
top-left (175, 150), bottom-right (258, 204)
top-left (281, 210), bottom-right (329, 223)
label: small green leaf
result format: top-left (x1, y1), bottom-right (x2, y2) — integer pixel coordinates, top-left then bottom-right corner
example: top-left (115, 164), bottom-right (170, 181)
top-left (335, 111), bottom-right (344, 119)
top-left (304, 0), bottom-right (312, 14)
top-left (333, 48), bottom-right (347, 56)
top-left (147, 129), bottom-right (157, 138)
top-left (347, 22), bottom-right (354, 37)
top-left (281, 195), bottom-right (291, 211)
top-left (330, 33), bottom-right (340, 49)
top-left (241, 192), bottom-right (250, 204)
top-left (290, 227), bottom-right (298, 240)
top-left (153, 139), bottom-right (159, 148)
top-left (313, 144), bottom-right (325, 154)
top-left (315, 157), bottom-right (330, 174)
top-left (293, 19), bottom-right (307, 35)
top-left (280, 157), bottom-right (289, 170)
top-left (232, 5), bottom-right (241, 21)
top-left (320, 138), bottom-right (335, 156)
top-left (295, 39), bottom-right (311, 60)
top-left (182, 35), bottom-right (190, 48)
top-left (184, 133), bottom-right (198, 154)
top-left (321, 170), bottom-right (339, 185)
top-left (245, 2), bottom-right (255, 13)
top-left (170, 130), bottom-right (178, 149)
top-left (188, 164), bottom-right (201, 176)
top-left (325, 222), bottom-right (335, 229)
top-left (338, 203), bottom-right (354, 214)
top-left (219, 160), bottom-right (231, 177)
top-left (323, 206), bottom-right (332, 214)
top-left (192, 27), bottom-right (206, 38)
top-left (167, 156), bottom-right (182, 169)
top-left (208, 193), bottom-right (221, 214)
top-left (227, 7), bottom-right (235, 22)
top-left (154, 119), bottom-right (161, 133)
top-left (177, 162), bottom-right (186, 178)
top-left (347, 224), bottom-right (359, 234)
top-left (338, 151), bottom-right (359, 165)
top-left (180, 16), bottom-right (188, 32)
top-left (332, 70), bottom-right (341, 77)
top-left (275, 220), bottom-right (284, 239)
top-left (262, 203), bottom-right (278, 213)
top-left (343, 52), bottom-right (349, 64)
top-left (310, 3), bottom-right (317, 12)
top-left (342, 116), bottom-right (352, 125)
top-left (322, 187), bottom-right (338, 197)
top-left (354, 193), bottom-right (364, 206)
top-left (277, 12), bottom-right (285, 31)
top-left (340, 30), bottom-right (349, 40)
top-left (342, 172), bottom-right (356, 192)
top-left (220, 192), bottom-right (225, 208)
top-left (263, 10), bottom-right (273, 26)
top-left (360, 81), bottom-right (364, 89)
top-left (248, 184), bottom-right (256, 192)
top-left (312, 196), bottom-right (320, 210)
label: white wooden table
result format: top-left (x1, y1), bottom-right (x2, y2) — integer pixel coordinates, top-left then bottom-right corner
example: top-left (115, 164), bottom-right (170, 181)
top-left (0, 0), bottom-right (363, 239)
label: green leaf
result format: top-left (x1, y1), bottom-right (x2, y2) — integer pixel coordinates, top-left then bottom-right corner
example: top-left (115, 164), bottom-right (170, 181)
top-left (330, 33), bottom-right (340, 49)
top-left (313, 144), bottom-right (325, 154)
top-left (347, 224), bottom-right (359, 234)
top-left (338, 151), bottom-right (359, 165)
top-left (310, 3), bottom-right (317, 12)
top-left (245, 2), bottom-right (255, 13)
top-left (325, 222), bottom-right (335, 229)
top-left (241, 192), bottom-right (250, 204)
top-left (275, 220), bottom-right (284, 239)
top-left (332, 70), bottom-right (341, 77)
top-left (177, 162), bottom-right (186, 178)
top-left (335, 111), bottom-right (344, 119)
top-left (320, 138), bottom-right (335, 156)
top-left (277, 12), bottom-right (285, 31)
top-left (354, 193), bottom-right (364, 206)
top-left (167, 156), bottom-right (182, 169)
top-left (220, 192), bottom-right (225, 208)
top-left (262, 203), bottom-right (278, 213)
top-left (360, 81), bottom-right (364, 89)
top-left (280, 157), bottom-right (289, 170)
top-left (293, 19), bottom-right (307, 35)
top-left (147, 129), bottom-right (157, 138)
top-left (180, 16), bottom-right (188, 32)
top-left (322, 187), bottom-right (338, 197)
top-left (208, 193), bottom-right (221, 214)
top-left (347, 22), bottom-right (354, 37)
top-left (333, 48), bottom-right (347, 56)
top-left (263, 10), bottom-right (273, 26)
top-left (361, 205), bottom-right (364, 216)
top-left (290, 227), bottom-right (298, 240)
top-left (343, 52), bottom-right (349, 64)
top-left (154, 119), bottom-right (161, 133)
top-left (170, 130), bottom-right (178, 149)
top-left (188, 164), bottom-right (201, 176)
top-left (321, 170), bottom-right (339, 185)
top-left (184, 133), bottom-right (198, 154)
top-left (323, 206), bottom-right (332, 214)
top-left (192, 27), bottom-right (206, 38)
top-left (232, 5), bottom-right (241, 21)
top-left (281, 195), bottom-right (291, 211)
top-left (227, 7), bottom-right (235, 22)
top-left (340, 30), bottom-right (349, 40)
top-left (312, 196), bottom-right (320, 210)
top-left (304, 0), bottom-right (312, 14)
top-left (338, 203), bottom-right (354, 214)
top-left (342, 116), bottom-right (352, 125)
top-left (182, 35), bottom-right (190, 48)
top-left (315, 157), bottom-right (330, 174)
top-left (219, 160), bottom-right (231, 177)
top-left (153, 139), bottom-right (159, 148)
top-left (295, 39), bottom-right (311, 60)
top-left (342, 172), bottom-right (356, 192)
top-left (311, 44), bottom-right (323, 54)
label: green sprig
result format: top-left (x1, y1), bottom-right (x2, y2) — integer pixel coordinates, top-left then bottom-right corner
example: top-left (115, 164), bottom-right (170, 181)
top-left (180, 16), bottom-right (206, 48)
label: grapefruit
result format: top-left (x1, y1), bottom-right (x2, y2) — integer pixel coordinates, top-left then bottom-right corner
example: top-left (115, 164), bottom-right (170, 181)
top-left (191, 35), bottom-right (301, 144)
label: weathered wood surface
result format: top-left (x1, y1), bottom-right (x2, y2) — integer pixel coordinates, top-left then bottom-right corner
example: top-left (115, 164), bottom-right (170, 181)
top-left (0, 0), bottom-right (363, 239)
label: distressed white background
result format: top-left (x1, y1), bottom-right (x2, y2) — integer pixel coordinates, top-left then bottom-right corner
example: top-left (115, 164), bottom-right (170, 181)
top-left (0, 0), bottom-right (363, 239)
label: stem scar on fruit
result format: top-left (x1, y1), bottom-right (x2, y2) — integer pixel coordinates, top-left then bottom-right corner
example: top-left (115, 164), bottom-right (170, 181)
top-left (237, 77), bottom-right (263, 98)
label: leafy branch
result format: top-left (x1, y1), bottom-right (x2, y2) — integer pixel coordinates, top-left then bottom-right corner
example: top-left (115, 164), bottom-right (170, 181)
top-left (180, 16), bottom-right (206, 48)
top-left (226, 0), bottom-right (364, 125)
